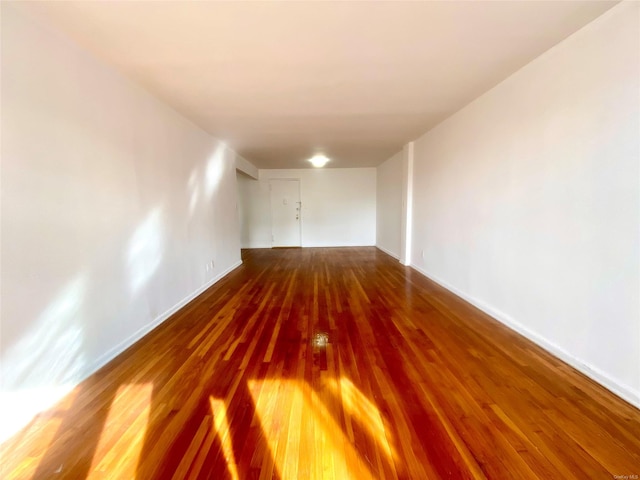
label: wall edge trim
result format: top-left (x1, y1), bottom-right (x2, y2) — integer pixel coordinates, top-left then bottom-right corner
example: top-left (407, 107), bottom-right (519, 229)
top-left (376, 244), bottom-right (400, 260)
top-left (92, 260), bottom-right (243, 372)
top-left (410, 263), bottom-right (640, 410)
top-left (1, 260), bottom-right (244, 443)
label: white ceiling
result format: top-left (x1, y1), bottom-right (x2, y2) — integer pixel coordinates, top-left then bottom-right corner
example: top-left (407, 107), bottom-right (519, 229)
top-left (16, 1), bottom-right (617, 169)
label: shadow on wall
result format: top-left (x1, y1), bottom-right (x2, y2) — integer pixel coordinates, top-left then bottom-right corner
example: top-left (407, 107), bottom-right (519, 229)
top-left (0, 277), bottom-right (87, 442)
top-left (0, 204), bottom-right (166, 447)
top-left (127, 208), bottom-right (164, 296)
top-left (188, 144), bottom-right (225, 218)
top-left (0, 143), bottom-right (232, 446)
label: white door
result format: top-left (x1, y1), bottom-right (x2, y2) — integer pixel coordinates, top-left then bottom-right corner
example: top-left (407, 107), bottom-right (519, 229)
top-left (270, 179), bottom-right (301, 247)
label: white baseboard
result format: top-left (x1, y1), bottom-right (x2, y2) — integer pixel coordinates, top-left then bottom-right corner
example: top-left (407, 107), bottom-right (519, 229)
top-left (375, 244), bottom-right (400, 260)
top-left (244, 244), bottom-right (378, 249)
top-left (0, 260), bottom-right (243, 445)
top-left (91, 260), bottom-right (243, 373)
top-left (301, 243), bottom-right (376, 248)
top-left (410, 263), bottom-right (640, 410)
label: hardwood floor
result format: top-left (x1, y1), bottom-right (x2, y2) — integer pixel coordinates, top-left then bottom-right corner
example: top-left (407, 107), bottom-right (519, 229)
top-left (2, 247), bottom-right (639, 479)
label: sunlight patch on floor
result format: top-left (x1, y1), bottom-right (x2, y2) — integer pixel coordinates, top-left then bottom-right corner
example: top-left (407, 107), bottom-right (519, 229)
top-left (327, 377), bottom-right (396, 462)
top-left (209, 397), bottom-right (239, 480)
top-left (89, 383), bottom-right (153, 477)
top-left (248, 378), bottom-right (391, 480)
top-left (0, 390), bottom-right (79, 480)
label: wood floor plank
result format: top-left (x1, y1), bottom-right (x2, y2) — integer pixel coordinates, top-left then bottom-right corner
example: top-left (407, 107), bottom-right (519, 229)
top-left (1, 247), bottom-right (639, 479)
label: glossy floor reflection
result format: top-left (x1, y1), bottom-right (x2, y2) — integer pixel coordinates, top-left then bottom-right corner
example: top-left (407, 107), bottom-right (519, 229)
top-left (1, 247), bottom-right (639, 479)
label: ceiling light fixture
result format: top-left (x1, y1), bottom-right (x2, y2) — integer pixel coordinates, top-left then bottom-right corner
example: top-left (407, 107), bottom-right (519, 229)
top-left (309, 154), bottom-right (330, 168)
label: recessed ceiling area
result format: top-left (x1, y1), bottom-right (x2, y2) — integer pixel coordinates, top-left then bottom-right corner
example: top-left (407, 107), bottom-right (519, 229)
top-left (16, 1), bottom-right (617, 169)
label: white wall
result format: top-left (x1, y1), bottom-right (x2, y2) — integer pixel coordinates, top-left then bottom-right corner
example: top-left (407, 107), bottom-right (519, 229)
top-left (237, 171), bottom-right (272, 248)
top-left (0, 5), bottom-right (245, 441)
top-left (241, 168), bottom-right (376, 248)
top-left (376, 152), bottom-right (403, 258)
top-left (410, 2), bottom-right (640, 406)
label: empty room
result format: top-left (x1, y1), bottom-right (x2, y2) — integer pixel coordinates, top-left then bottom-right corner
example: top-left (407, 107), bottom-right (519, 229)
top-left (1, 1), bottom-right (639, 478)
